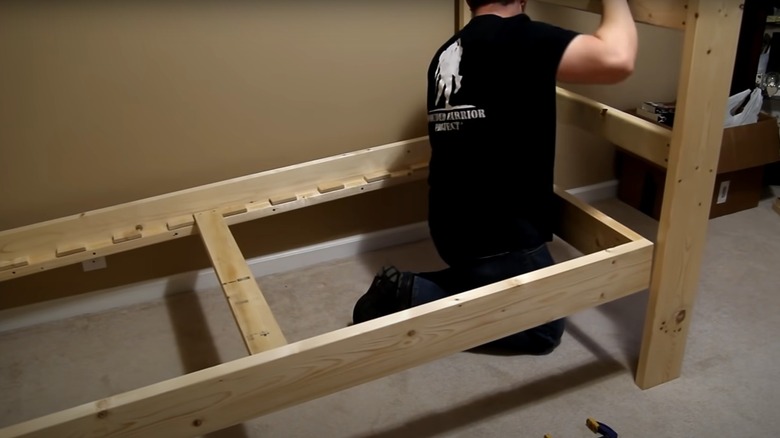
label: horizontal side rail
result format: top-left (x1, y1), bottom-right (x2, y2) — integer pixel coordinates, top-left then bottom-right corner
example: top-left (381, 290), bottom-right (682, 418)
top-left (535, 0), bottom-right (687, 30)
top-left (556, 87), bottom-right (672, 169)
top-left (552, 186), bottom-right (645, 255)
top-left (0, 137), bottom-right (431, 282)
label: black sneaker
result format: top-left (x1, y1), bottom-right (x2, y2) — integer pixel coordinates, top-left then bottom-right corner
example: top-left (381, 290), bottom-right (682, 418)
top-left (479, 318), bottom-right (565, 355)
top-left (352, 266), bottom-right (414, 324)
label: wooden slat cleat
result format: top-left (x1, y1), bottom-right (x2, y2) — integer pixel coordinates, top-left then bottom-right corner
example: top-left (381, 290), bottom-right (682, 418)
top-left (390, 169), bottom-right (413, 178)
top-left (0, 257), bottom-right (29, 272)
top-left (317, 181), bottom-right (346, 194)
top-left (166, 215), bottom-right (195, 231)
top-left (269, 194), bottom-right (298, 206)
top-left (222, 205), bottom-right (249, 218)
top-left (246, 200), bottom-right (272, 212)
top-left (364, 171), bottom-right (391, 183)
top-left (112, 228), bottom-right (143, 244)
top-left (56, 244), bottom-right (87, 258)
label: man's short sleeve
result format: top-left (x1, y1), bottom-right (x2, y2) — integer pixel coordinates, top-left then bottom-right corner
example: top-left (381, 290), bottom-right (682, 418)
top-left (527, 20), bottom-right (581, 73)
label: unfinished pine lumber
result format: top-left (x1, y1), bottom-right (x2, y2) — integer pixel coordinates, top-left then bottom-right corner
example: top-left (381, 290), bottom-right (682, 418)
top-left (0, 186), bottom-right (654, 438)
top-left (195, 210), bottom-right (287, 354)
top-left (0, 137), bottom-right (431, 281)
top-left (635, 0), bottom-right (744, 389)
top-left (534, 0), bottom-right (687, 30)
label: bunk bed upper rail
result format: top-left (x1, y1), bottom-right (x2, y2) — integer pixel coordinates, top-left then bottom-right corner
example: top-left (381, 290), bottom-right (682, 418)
top-left (534, 0), bottom-right (688, 30)
top-left (556, 87), bottom-right (672, 168)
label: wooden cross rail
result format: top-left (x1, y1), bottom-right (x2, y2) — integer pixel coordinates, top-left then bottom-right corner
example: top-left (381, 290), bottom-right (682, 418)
top-left (195, 210), bottom-right (287, 354)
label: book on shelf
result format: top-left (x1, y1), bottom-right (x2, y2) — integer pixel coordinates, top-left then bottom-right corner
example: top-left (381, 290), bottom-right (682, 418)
top-left (636, 106), bottom-right (675, 127)
top-left (640, 100), bottom-right (676, 114)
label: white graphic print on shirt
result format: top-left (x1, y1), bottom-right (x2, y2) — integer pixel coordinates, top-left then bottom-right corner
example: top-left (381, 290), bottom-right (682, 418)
top-left (429, 39), bottom-right (487, 132)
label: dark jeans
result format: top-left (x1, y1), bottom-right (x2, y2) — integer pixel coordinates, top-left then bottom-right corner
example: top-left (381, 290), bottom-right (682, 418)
top-left (410, 244), bottom-right (565, 354)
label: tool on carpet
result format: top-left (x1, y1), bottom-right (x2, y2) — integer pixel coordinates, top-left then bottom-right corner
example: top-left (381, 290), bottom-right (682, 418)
top-left (542, 417), bottom-right (618, 438)
top-left (586, 417), bottom-right (618, 438)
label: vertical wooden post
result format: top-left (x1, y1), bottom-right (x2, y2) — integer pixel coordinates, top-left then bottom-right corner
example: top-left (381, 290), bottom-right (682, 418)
top-left (636, 0), bottom-right (744, 389)
top-left (457, 0), bottom-right (470, 30)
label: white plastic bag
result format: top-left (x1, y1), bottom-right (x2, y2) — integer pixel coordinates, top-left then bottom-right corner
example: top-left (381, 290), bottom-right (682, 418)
top-left (757, 45), bottom-right (770, 76)
top-left (724, 88), bottom-right (763, 128)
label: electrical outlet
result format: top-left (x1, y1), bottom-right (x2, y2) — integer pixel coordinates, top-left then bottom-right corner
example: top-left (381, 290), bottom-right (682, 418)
top-left (717, 180), bottom-right (730, 204)
top-left (82, 256), bottom-right (107, 272)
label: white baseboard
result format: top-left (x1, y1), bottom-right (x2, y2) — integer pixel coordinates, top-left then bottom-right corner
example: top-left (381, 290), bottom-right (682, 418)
top-left (0, 180), bottom-right (617, 333)
top-left (0, 223), bottom-right (430, 333)
top-left (565, 180), bottom-right (618, 204)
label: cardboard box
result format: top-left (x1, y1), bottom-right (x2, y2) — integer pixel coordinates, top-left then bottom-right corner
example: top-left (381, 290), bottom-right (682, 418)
top-left (718, 113), bottom-right (780, 173)
top-left (616, 112), bottom-right (780, 219)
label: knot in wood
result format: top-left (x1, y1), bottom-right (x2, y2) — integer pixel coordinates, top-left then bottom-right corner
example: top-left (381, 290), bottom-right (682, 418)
top-left (675, 309), bottom-right (686, 324)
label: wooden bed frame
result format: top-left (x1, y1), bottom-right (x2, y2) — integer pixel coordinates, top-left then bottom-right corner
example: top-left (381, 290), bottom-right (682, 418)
top-left (0, 0), bottom-right (744, 436)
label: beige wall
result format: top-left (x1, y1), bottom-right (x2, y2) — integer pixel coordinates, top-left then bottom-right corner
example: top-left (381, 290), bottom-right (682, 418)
top-left (0, 1), bottom-right (452, 230)
top-left (0, 2), bottom-right (684, 309)
top-left (0, 1), bottom-right (449, 308)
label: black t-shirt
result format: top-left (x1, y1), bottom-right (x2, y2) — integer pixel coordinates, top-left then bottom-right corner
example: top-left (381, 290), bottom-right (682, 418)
top-left (425, 13), bottom-right (579, 265)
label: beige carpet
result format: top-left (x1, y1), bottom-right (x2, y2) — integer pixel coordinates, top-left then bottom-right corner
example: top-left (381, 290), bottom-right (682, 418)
top-left (1, 196), bottom-right (779, 437)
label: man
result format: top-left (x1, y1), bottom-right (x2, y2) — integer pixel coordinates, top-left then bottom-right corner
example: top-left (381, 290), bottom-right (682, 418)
top-left (353, 0), bottom-right (638, 355)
